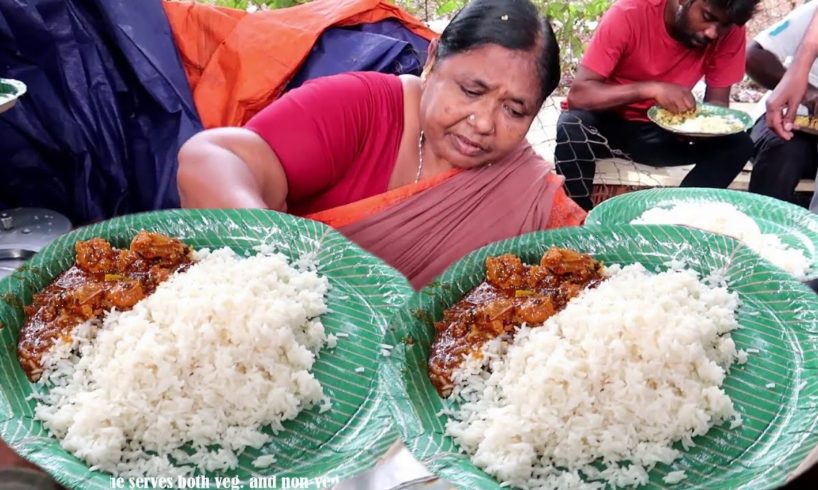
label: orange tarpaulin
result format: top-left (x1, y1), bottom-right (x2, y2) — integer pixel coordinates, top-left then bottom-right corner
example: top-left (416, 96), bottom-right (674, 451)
top-left (163, 0), bottom-right (437, 128)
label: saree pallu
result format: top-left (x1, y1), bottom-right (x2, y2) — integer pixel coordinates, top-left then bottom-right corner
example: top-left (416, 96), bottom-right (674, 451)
top-left (307, 143), bottom-right (586, 289)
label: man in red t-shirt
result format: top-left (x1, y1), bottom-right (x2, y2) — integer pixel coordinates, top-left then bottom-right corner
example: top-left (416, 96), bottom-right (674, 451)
top-left (555, 0), bottom-right (760, 210)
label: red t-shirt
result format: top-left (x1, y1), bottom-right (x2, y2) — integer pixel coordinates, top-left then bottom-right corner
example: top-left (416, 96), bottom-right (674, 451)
top-left (244, 72), bottom-right (404, 215)
top-left (580, 0), bottom-right (746, 121)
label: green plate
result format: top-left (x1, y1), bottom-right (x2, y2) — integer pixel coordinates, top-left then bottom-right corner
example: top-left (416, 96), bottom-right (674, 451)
top-left (381, 225), bottom-right (818, 489)
top-left (0, 78), bottom-right (27, 114)
top-left (586, 187), bottom-right (818, 280)
top-left (647, 103), bottom-right (753, 137)
top-left (0, 209), bottom-right (413, 489)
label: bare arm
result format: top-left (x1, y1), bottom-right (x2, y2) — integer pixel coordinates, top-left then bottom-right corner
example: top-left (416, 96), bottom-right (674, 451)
top-left (767, 7), bottom-right (818, 139)
top-left (567, 65), bottom-right (696, 113)
top-left (567, 65), bottom-right (655, 111)
top-left (177, 128), bottom-right (288, 211)
top-left (796, 7), bottom-right (818, 63)
top-left (703, 86), bottom-right (731, 107)
top-left (745, 41), bottom-right (786, 91)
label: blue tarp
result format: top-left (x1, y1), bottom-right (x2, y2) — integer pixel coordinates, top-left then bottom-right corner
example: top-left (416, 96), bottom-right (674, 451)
top-left (0, 0), bottom-right (428, 225)
top-left (0, 0), bottom-right (202, 225)
top-left (286, 19), bottom-right (429, 92)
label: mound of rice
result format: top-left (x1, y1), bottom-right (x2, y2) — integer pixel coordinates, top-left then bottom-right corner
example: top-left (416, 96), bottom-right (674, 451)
top-left (672, 115), bottom-right (743, 134)
top-left (445, 263), bottom-right (743, 489)
top-left (34, 247), bottom-right (331, 477)
top-left (632, 201), bottom-right (810, 279)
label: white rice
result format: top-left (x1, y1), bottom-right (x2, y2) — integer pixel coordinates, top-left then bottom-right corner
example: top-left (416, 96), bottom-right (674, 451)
top-left (34, 247), bottom-right (330, 478)
top-left (632, 201), bottom-right (811, 279)
top-left (663, 470), bottom-right (687, 484)
top-left (445, 264), bottom-right (743, 489)
top-left (251, 454), bottom-right (277, 468)
top-left (672, 115), bottom-right (742, 134)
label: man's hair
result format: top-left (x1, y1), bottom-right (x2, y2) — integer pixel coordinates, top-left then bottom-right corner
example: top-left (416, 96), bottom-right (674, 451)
top-left (706, 0), bottom-right (762, 26)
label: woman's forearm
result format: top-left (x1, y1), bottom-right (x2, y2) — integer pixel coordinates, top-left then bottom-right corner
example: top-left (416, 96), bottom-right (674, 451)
top-left (177, 139), bottom-right (270, 209)
top-left (176, 128), bottom-right (290, 211)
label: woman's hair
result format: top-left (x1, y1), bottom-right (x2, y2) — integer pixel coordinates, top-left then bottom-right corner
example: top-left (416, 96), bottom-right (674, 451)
top-left (436, 0), bottom-right (560, 102)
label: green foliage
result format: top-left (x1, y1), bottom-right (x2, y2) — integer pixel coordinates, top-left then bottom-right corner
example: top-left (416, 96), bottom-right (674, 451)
top-left (435, 0), bottom-right (462, 16)
top-left (399, 0), bottom-right (613, 79)
top-left (210, 0), bottom-right (306, 9)
top-left (541, 0), bottom-right (611, 73)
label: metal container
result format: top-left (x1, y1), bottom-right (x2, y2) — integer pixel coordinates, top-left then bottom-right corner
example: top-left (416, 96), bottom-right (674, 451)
top-left (0, 208), bottom-right (72, 279)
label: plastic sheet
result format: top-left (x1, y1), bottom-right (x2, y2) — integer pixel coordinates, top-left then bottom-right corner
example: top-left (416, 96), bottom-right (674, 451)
top-left (0, 0), bottom-right (202, 225)
top-left (285, 19), bottom-right (428, 92)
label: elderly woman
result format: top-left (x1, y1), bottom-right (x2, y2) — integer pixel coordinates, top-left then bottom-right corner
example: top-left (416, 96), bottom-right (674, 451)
top-left (178, 0), bottom-right (584, 288)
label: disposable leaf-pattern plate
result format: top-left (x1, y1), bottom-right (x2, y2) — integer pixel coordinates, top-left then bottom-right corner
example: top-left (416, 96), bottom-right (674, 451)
top-left (795, 115), bottom-right (818, 135)
top-left (586, 187), bottom-right (818, 280)
top-left (647, 103), bottom-right (753, 137)
top-left (381, 225), bottom-right (818, 489)
top-left (0, 78), bottom-right (26, 114)
top-left (0, 209), bottom-right (413, 489)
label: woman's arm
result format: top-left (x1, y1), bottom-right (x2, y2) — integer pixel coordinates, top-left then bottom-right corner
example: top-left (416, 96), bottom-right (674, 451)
top-left (178, 72), bottom-right (398, 212)
top-left (177, 127), bottom-right (288, 210)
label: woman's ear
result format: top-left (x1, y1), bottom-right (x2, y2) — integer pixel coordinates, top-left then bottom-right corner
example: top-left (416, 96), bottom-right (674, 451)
top-left (421, 39), bottom-right (439, 82)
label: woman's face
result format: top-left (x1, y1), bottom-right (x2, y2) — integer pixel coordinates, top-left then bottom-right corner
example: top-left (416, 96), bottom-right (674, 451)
top-left (419, 43), bottom-right (542, 169)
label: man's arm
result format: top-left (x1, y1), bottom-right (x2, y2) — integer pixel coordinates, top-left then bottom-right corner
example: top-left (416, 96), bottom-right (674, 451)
top-left (703, 86), bottom-right (731, 107)
top-left (566, 3), bottom-right (692, 114)
top-left (747, 38), bottom-right (818, 121)
top-left (568, 66), bottom-right (696, 114)
top-left (567, 66), bottom-right (654, 110)
top-left (767, 7), bottom-right (818, 139)
top-left (746, 41), bottom-right (787, 91)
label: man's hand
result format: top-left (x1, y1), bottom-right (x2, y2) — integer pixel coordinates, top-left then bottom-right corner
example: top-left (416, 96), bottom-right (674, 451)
top-left (651, 82), bottom-right (697, 113)
top-left (766, 63), bottom-right (812, 140)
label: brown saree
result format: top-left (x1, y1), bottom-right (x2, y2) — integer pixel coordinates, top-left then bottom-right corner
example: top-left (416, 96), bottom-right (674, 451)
top-left (306, 142), bottom-right (586, 289)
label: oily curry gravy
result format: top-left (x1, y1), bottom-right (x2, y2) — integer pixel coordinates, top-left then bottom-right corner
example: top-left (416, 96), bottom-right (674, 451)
top-left (428, 247), bottom-right (604, 397)
top-left (17, 231), bottom-right (192, 380)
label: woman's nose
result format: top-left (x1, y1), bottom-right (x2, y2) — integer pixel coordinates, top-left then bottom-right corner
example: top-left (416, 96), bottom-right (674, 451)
top-left (468, 109), bottom-right (494, 134)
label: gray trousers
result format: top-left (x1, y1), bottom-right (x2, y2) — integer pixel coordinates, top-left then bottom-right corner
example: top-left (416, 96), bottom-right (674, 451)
top-left (0, 469), bottom-right (58, 490)
top-left (749, 116), bottom-right (818, 212)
